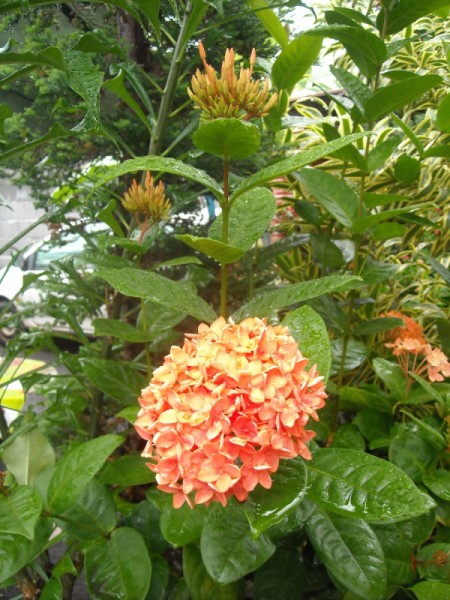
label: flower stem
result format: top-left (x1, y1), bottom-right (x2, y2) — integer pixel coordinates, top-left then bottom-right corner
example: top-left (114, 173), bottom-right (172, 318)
top-left (220, 157), bottom-right (230, 319)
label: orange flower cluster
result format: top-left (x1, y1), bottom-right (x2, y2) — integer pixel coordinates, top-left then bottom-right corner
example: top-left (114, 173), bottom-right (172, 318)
top-left (187, 42), bottom-right (278, 121)
top-left (122, 171), bottom-right (170, 221)
top-left (122, 171), bottom-right (171, 243)
top-left (385, 311), bottom-right (450, 383)
top-left (135, 317), bottom-right (327, 508)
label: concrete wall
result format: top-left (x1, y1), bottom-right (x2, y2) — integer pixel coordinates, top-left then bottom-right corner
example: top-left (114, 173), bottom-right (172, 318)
top-left (0, 180), bottom-right (48, 267)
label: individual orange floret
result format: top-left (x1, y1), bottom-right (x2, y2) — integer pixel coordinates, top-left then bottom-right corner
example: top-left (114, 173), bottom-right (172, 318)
top-left (135, 316), bottom-right (327, 508)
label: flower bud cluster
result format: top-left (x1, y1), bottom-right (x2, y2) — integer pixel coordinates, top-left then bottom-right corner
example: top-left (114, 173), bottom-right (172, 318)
top-left (187, 42), bottom-right (278, 121)
top-left (135, 316), bottom-right (327, 508)
top-left (122, 171), bottom-right (171, 222)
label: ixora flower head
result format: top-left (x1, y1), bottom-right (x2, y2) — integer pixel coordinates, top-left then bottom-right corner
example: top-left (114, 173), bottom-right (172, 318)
top-left (384, 311), bottom-right (450, 383)
top-left (187, 42), bottom-right (278, 121)
top-left (135, 317), bottom-right (327, 509)
top-left (122, 171), bottom-right (171, 222)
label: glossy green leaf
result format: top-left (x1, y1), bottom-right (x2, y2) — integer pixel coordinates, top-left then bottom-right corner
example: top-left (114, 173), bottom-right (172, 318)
top-left (307, 448), bottom-right (429, 521)
top-left (353, 409), bottom-right (392, 444)
top-left (154, 256), bottom-right (203, 269)
top-left (330, 66), bottom-right (372, 117)
top-left (331, 339), bottom-right (368, 375)
top-left (0, 122), bottom-right (71, 163)
top-left (253, 547), bottom-right (310, 600)
top-left (247, 0), bottom-right (289, 48)
top-left (366, 136), bottom-right (402, 171)
top-left (200, 502), bottom-right (275, 584)
top-left (243, 457), bottom-right (308, 538)
top-left (85, 527), bottom-right (151, 600)
top-left (81, 356), bottom-right (148, 405)
top-left (47, 434), bottom-right (123, 513)
top-left (339, 386), bottom-right (393, 413)
top-left (193, 119), bottom-right (260, 160)
top-left (160, 503), bottom-right (208, 548)
top-left (417, 543), bottom-right (450, 582)
top-left (410, 581), bottom-right (450, 600)
top-left (360, 257), bottom-right (398, 283)
top-left (2, 427), bottom-right (55, 485)
top-left (355, 317), bottom-right (404, 335)
top-left (379, 0), bottom-right (450, 35)
top-left (363, 192), bottom-right (409, 208)
top-left (233, 274), bottom-right (362, 321)
top-left (100, 454), bottom-right (155, 486)
top-left (132, 0), bottom-right (160, 39)
top-left (391, 112), bottom-right (425, 156)
top-left (272, 34), bottom-right (322, 93)
top-left (96, 267), bottom-right (217, 323)
top-left (93, 318), bottom-right (152, 342)
top-left (94, 156), bottom-right (224, 202)
top-left (0, 485), bottom-right (42, 540)
top-left (423, 144), bottom-right (450, 158)
top-left (56, 479), bottom-right (116, 541)
top-left (175, 234), bottom-right (244, 264)
top-left (364, 75), bottom-right (443, 122)
top-left (372, 525), bottom-right (416, 585)
top-left (0, 46), bottom-right (64, 69)
top-left (372, 222), bottom-right (407, 241)
top-left (183, 543), bottom-right (243, 600)
top-left (0, 519), bottom-right (52, 586)
top-left (125, 501), bottom-right (168, 555)
top-left (306, 504), bottom-right (387, 600)
top-left (424, 255), bottom-right (450, 285)
top-left (373, 357), bottom-right (407, 400)
top-left (394, 155), bottom-right (421, 184)
top-left (298, 168), bottom-right (359, 227)
top-left (423, 469), bottom-right (450, 501)
top-left (389, 432), bottom-right (436, 482)
top-left (72, 31), bottom-right (122, 55)
top-left (231, 133), bottom-right (367, 200)
top-left (353, 207), bottom-right (418, 233)
top-left (103, 70), bottom-right (152, 133)
top-left (40, 578), bottom-right (62, 600)
top-left (283, 305), bottom-right (331, 382)
top-left (64, 50), bottom-right (103, 128)
top-left (210, 187), bottom-right (276, 250)
top-left (307, 25), bottom-right (387, 78)
top-left (332, 424), bottom-right (366, 451)
top-left (310, 233), bottom-right (345, 268)
top-left (332, 7), bottom-right (375, 26)
top-left (322, 122), bottom-right (367, 170)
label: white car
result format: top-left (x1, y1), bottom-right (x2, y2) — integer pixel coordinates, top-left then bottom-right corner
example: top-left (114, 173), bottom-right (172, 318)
top-left (0, 224), bottom-right (107, 341)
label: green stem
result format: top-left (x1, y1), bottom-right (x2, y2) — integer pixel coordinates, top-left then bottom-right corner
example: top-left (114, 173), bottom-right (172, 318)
top-left (149, 1), bottom-right (196, 156)
top-left (220, 157), bottom-right (230, 319)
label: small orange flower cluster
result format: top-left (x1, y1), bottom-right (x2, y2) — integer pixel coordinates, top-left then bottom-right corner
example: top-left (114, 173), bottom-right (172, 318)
top-left (122, 171), bottom-right (170, 221)
top-left (122, 171), bottom-right (171, 243)
top-left (187, 42), bottom-right (278, 121)
top-left (135, 317), bottom-right (327, 508)
top-left (385, 311), bottom-right (450, 383)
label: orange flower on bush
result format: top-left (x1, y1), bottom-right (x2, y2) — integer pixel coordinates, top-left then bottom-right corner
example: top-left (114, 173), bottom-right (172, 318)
top-left (135, 317), bottom-right (327, 508)
top-left (187, 42), bottom-right (278, 121)
top-left (384, 311), bottom-right (450, 383)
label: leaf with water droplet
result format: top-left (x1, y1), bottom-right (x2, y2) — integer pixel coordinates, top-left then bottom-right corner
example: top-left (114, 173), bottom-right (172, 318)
top-left (243, 456), bottom-right (308, 538)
